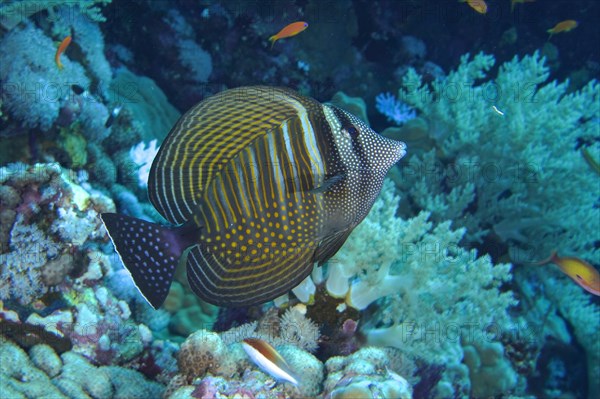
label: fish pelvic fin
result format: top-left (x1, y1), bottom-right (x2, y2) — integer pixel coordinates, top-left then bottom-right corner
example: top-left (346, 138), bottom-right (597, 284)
top-left (100, 213), bottom-right (199, 309)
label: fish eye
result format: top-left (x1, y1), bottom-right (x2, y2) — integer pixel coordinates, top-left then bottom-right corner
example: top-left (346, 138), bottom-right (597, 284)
top-left (345, 125), bottom-right (359, 137)
top-left (576, 274), bottom-right (584, 281)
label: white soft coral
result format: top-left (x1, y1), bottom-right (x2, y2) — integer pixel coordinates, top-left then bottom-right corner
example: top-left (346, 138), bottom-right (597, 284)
top-left (129, 139), bottom-right (159, 187)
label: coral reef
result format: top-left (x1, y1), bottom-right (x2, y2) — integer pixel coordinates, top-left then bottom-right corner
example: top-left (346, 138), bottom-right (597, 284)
top-left (109, 68), bottom-right (180, 142)
top-left (0, 335), bottom-right (163, 399)
top-left (395, 52), bottom-right (599, 263)
top-left (0, 1), bottom-right (598, 398)
top-left (463, 341), bottom-right (518, 397)
top-left (0, 162), bottom-right (172, 396)
top-left (129, 139), bottom-right (159, 187)
top-left (375, 92), bottom-right (416, 126)
top-left (0, 22), bottom-right (90, 131)
top-left (323, 347), bottom-right (414, 399)
top-left (540, 267), bottom-right (600, 396)
top-left (0, 1), bottom-right (111, 30)
top-left (167, 325), bottom-right (324, 398)
top-left (320, 180), bottom-right (517, 396)
top-left (0, 163), bottom-right (114, 305)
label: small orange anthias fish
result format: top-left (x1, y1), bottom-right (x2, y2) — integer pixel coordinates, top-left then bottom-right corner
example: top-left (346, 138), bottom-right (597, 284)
top-left (55, 35), bottom-right (72, 70)
top-left (269, 21), bottom-right (308, 48)
top-left (547, 20), bottom-right (579, 37)
top-left (537, 251), bottom-right (600, 296)
top-left (459, 0), bottom-right (487, 14)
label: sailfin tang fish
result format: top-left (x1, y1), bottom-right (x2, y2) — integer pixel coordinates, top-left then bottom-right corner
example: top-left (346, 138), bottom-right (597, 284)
top-left (101, 86), bottom-right (406, 308)
top-left (537, 251), bottom-right (600, 296)
top-left (242, 338), bottom-right (298, 385)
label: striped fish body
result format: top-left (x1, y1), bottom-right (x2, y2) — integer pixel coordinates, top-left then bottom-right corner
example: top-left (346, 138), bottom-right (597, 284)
top-left (102, 86), bottom-right (405, 308)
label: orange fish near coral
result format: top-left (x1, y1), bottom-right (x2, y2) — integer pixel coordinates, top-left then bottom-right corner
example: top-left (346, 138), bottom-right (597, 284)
top-left (459, 0), bottom-right (488, 14)
top-left (55, 35), bottom-right (72, 70)
top-left (537, 251), bottom-right (600, 296)
top-left (547, 20), bottom-right (578, 37)
top-left (269, 21), bottom-right (308, 48)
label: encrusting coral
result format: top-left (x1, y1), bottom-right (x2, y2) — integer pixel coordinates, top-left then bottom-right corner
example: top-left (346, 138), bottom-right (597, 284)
top-left (323, 347), bottom-right (413, 399)
top-left (0, 335), bottom-right (163, 399)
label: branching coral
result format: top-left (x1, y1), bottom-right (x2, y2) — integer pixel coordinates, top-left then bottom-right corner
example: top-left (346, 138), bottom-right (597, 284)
top-left (375, 92), bottom-right (416, 126)
top-left (0, 0), bottom-right (112, 30)
top-left (394, 52), bottom-right (599, 263)
top-left (325, 180), bottom-right (515, 316)
top-left (540, 268), bottom-right (600, 396)
top-left (322, 179), bottom-right (516, 396)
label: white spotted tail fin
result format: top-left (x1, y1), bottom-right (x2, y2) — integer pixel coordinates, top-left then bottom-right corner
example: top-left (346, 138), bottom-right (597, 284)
top-left (100, 213), bottom-right (198, 308)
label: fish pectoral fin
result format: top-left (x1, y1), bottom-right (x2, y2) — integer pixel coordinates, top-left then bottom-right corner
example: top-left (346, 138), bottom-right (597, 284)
top-left (308, 173), bottom-right (345, 194)
top-left (314, 229), bottom-right (353, 265)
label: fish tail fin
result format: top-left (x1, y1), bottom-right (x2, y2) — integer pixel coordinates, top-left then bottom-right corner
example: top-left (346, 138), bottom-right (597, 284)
top-left (534, 250), bottom-right (558, 266)
top-left (269, 35), bottom-right (277, 49)
top-left (100, 213), bottom-right (199, 309)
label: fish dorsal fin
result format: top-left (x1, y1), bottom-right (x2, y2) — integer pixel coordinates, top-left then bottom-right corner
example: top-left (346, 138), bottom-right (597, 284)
top-left (314, 229), bottom-right (354, 265)
top-left (148, 86), bottom-right (324, 225)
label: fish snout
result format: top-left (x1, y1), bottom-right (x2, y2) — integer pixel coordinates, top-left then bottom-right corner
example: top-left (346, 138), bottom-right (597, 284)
top-left (384, 137), bottom-right (407, 168)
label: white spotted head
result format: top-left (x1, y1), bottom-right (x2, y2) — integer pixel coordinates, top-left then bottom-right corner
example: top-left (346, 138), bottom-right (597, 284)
top-left (320, 104), bottom-right (406, 229)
